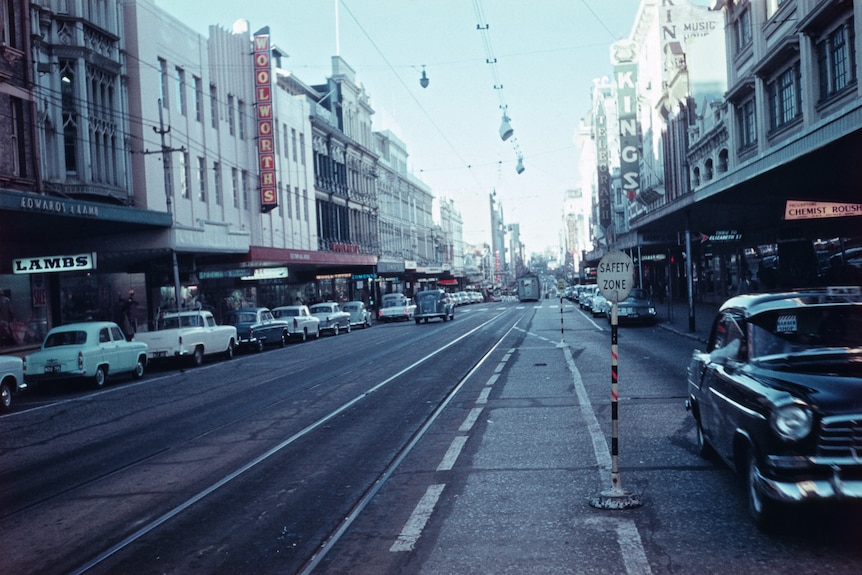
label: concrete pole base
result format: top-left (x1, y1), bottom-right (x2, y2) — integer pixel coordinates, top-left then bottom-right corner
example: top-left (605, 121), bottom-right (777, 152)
top-left (589, 488), bottom-right (643, 510)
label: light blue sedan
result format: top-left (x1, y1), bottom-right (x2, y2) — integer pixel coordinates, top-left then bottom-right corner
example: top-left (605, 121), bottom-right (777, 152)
top-left (24, 321), bottom-right (148, 388)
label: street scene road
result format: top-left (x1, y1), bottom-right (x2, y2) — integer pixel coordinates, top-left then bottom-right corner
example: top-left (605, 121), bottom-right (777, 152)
top-left (2, 300), bottom-right (860, 574)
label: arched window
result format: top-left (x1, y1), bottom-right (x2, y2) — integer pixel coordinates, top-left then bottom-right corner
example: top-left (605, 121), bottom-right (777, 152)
top-left (718, 149), bottom-right (729, 173)
top-left (692, 166), bottom-right (701, 187)
top-left (705, 158), bottom-right (714, 181)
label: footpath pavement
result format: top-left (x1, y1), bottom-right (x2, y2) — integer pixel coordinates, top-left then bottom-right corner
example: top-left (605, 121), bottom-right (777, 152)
top-left (381, 297), bottom-right (729, 575)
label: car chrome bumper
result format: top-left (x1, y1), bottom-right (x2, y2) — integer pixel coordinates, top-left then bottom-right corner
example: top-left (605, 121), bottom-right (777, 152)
top-left (756, 462), bottom-right (862, 502)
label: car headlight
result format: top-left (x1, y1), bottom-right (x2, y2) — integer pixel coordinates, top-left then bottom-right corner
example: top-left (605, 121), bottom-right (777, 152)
top-left (770, 402), bottom-right (813, 441)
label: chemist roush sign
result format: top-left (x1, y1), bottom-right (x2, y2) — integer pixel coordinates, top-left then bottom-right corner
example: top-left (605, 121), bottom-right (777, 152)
top-left (253, 29), bottom-right (278, 213)
top-left (784, 200), bottom-right (862, 220)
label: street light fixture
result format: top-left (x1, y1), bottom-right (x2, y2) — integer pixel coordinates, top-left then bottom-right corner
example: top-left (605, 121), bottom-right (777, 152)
top-left (499, 113), bottom-right (513, 141)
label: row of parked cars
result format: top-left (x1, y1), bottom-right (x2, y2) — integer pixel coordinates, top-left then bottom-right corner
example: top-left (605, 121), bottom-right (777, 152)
top-left (567, 284), bottom-right (658, 325)
top-left (0, 301), bottom-right (377, 410)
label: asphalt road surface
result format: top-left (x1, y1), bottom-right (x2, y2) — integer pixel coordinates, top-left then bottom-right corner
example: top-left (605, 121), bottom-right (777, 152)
top-left (1, 300), bottom-right (860, 574)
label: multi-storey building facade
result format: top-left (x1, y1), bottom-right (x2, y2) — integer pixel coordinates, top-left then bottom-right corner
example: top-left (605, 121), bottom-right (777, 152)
top-left (0, 0), bottom-right (44, 347)
top-left (374, 129), bottom-right (438, 297)
top-left (0, 0), bottom-right (472, 352)
top-left (438, 198), bottom-right (465, 281)
top-left (583, 0), bottom-right (860, 315)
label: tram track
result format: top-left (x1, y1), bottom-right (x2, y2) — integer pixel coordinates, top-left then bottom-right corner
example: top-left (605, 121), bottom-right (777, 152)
top-left (5, 304), bottom-right (523, 574)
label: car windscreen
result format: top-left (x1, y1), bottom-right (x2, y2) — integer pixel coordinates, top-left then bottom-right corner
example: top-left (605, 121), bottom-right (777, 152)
top-left (44, 330), bottom-right (88, 347)
top-left (274, 309), bottom-right (299, 317)
top-left (749, 306), bottom-right (862, 358)
top-left (224, 312), bottom-right (257, 325)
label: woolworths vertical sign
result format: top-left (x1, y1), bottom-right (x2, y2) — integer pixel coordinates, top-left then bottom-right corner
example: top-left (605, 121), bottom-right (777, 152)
top-left (253, 29), bottom-right (278, 213)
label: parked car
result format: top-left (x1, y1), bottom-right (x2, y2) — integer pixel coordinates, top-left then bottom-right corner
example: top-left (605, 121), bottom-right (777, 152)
top-left (309, 302), bottom-right (351, 335)
top-left (377, 293), bottom-right (416, 322)
top-left (223, 307), bottom-right (289, 352)
top-left (133, 308), bottom-right (236, 366)
top-left (342, 301), bottom-right (372, 328)
top-left (414, 289), bottom-right (455, 324)
top-left (686, 287), bottom-right (862, 530)
top-left (453, 291), bottom-right (470, 306)
top-left (23, 322), bottom-right (147, 388)
top-left (271, 305), bottom-right (321, 342)
top-left (609, 288), bottom-right (657, 324)
top-left (0, 355), bottom-right (25, 411)
top-left (590, 291), bottom-right (609, 317)
top-left (579, 286), bottom-right (598, 310)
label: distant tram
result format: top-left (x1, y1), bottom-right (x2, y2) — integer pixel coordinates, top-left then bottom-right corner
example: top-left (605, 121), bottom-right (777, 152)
top-left (517, 273), bottom-right (541, 302)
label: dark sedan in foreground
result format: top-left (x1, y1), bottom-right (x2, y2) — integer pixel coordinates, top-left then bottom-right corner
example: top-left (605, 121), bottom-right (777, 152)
top-left (686, 287), bottom-right (862, 530)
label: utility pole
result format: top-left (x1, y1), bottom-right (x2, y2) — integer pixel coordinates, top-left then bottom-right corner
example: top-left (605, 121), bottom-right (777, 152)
top-left (145, 99), bottom-right (186, 310)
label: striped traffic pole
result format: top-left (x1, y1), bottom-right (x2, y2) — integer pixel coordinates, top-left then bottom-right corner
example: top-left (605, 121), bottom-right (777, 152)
top-left (590, 252), bottom-right (642, 510)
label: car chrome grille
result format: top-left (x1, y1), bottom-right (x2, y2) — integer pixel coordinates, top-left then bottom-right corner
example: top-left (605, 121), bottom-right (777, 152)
top-left (818, 417), bottom-right (862, 460)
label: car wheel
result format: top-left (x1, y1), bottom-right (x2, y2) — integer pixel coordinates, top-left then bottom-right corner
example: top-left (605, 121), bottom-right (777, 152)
top-left (346, 322), bottom-right (351, 334)
top-left (225, 340), bottom-right (235, 360)
top-left (442, 312), bottom-right (448, 322)
top-left (415, 318), bottom-right (421, 325)
top-left (314, 326), bottom-right (321, 339)
top-left (280, 331), bottom-right (288, 348)
top-left (332, 324), bottom-right (339, 336)
top-left (133, 355), bottom-right (146, 379)
top-left (191, 346), bottom-right (205, 367)
top-left (93, 365), bottom-right (107, 388)
top-left (255, 339), bottom-right (265, 353)
top-left (1, 379), bottom-right (12, 411)
top-left (747, 452), bottom-right (781, 530)
top-left (300, 329), bottom-right (307, 343)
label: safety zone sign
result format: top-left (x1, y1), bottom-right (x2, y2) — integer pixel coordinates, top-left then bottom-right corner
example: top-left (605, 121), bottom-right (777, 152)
top-left (597, 251), bottom-right (634, 303)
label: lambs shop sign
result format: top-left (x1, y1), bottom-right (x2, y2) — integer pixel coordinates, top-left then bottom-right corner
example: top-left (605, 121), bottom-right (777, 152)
top-left (13, 253), bottom-right (97, 275)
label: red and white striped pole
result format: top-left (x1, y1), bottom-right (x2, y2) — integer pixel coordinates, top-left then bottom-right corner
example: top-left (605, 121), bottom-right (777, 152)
top-left (590, 251), bottom-right (642, 510)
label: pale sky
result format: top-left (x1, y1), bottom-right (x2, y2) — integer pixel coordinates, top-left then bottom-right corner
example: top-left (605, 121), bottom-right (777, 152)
top-left (155, 0), bottom-right (645, 254)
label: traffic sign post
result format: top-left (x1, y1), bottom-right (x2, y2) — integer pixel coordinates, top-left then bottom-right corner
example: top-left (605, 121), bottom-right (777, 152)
top-left (590, 250), bottom-right (642, 510)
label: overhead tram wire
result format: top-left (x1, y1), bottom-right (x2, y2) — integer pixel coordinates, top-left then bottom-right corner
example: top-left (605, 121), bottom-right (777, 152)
top-left (472, 0), bottom-right (524, 173)
top-left (337, 0), bottom-right (483, 190)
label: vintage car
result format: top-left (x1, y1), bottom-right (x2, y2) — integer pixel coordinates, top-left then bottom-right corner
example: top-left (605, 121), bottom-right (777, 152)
top-left (133, 308), bottom-right (236, 366)
top-left (0, 355), bottom-right (25, 411)
top-left (271, 305), bottom-right (321, 342)
top-left (23, 321), bottom-right (148, 388)
top-left (223, 307), bottom-right (290, 352)
top-left (590, 291), bottom-right (609, 317)
top-left (579, 286), bottom-right (599, 310)
top-left (342, 301), bottom-right (372, 328)
top-left (609, 287), bottom-right (657, 324)
top-left (686, 287), bottom-right (862, 529)
top-left (414, 289), bottom-right (455, 324)
top-left (376, 293), bottom-right (416, 322)
top-left (309, 302), bottom-right (351, 335)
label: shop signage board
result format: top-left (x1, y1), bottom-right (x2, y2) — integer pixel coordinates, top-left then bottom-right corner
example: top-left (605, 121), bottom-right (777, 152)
top-left (253, 30), bottom-right (278, 213)
top-left (784, 200), bottom-right (862, 220)
top-left (13, 253), bottom-right (97, 274)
